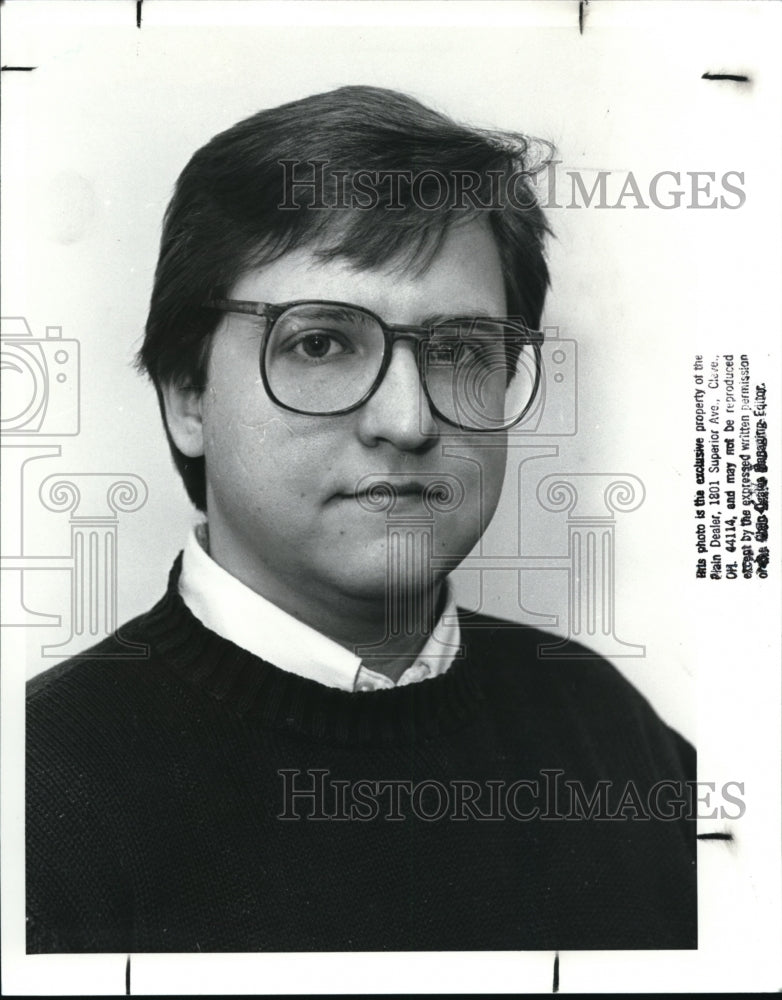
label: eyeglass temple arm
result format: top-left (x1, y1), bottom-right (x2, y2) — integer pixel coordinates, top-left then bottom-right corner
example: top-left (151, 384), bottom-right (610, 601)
top-left (203, 299), bottom-right (280, 318)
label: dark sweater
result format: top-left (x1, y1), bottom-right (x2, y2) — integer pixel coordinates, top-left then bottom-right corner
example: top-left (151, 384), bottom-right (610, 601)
top-left (27, 557), bottom-right (696, 953)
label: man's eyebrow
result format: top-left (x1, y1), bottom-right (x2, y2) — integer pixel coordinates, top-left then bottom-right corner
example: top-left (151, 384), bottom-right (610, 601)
top-left (417, 311), bottom-right (496, 325)
top-left (299, 304), bottom-right (376, 326)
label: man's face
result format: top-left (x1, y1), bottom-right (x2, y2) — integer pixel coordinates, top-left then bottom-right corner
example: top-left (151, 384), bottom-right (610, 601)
top-left (171, 217), bottom-right (510, 620)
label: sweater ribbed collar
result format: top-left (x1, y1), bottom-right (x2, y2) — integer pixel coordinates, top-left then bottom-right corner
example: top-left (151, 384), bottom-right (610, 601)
top-left (141, 555), bottom-right (488, 745)
top-left (178, 522), bottom-right (461, 692)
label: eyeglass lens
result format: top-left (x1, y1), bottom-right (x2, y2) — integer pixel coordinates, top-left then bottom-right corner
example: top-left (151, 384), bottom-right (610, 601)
top-left (263, 303), bottom-right (537, 430)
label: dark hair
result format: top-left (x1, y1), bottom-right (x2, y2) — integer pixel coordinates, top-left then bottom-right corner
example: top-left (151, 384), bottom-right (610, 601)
top-left (137, 85), bottom-right (553, 510)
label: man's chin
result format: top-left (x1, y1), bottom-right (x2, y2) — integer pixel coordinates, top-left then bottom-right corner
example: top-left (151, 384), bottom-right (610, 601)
top-left (331, 571), bottom-right (438, 602)
top-left (326, 560), bottom-right (444, 608)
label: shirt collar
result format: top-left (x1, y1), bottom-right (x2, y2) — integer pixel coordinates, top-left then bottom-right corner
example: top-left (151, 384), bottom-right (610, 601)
top-left (178, 524), bottom-right (460, 692)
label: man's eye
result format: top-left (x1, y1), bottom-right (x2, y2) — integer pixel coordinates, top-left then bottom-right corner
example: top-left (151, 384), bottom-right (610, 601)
top-left (291, 332), bottom-right (350, 360)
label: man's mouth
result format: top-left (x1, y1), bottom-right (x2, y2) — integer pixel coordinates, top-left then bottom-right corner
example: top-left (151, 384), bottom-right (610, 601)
top-left (329, 480), bottom-right (433, 509)
top-left (357, 481), bottom-right (424, 497)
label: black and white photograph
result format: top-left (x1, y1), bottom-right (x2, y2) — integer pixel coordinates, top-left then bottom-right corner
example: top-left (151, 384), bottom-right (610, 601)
top-left (2, 1), bottom-right (780, 993)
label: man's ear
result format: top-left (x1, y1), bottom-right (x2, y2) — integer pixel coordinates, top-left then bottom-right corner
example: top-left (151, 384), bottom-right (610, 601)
top-left (160, 381), bottom-right (205, 458)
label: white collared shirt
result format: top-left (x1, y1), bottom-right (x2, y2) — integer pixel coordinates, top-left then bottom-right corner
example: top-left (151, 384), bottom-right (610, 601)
top-left (178, 524), bottom-right (461, 692)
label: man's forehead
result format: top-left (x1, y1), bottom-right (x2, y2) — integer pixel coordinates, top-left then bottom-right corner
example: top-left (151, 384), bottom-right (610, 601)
top-left (229, 218), bottom-right (507, 320)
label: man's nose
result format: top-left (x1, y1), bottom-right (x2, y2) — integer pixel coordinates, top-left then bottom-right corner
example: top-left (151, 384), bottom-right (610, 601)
top-left (356, 341), bottom-right (438, 450)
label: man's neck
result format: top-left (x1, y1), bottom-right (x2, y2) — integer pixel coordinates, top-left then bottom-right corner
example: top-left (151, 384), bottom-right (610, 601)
top-left (205, 526), bottom-right (445, 683)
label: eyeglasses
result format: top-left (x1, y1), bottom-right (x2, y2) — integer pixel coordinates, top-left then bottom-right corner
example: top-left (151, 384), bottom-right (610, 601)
top-left (203, 298), bottom-right (544, 432)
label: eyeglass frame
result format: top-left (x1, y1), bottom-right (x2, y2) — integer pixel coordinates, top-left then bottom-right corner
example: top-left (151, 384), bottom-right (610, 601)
top-left (203, 297), bottom-right (545, 432)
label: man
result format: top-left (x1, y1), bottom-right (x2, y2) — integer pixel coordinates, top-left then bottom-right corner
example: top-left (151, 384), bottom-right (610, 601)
top-left (27, 86), bottom-right (696, 952)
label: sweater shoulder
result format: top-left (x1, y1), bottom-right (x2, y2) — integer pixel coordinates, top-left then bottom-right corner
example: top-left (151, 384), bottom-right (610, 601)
top-left (27, 609), bottom-right (157, 703)
top-left (458, 609), bottom-right (695, 778)
top-left (25, 599), bottom-right (177, 762)
top-left (28, 556), bottom-right (184, 706)
top-left (460, 608), bottom-right (658, 695)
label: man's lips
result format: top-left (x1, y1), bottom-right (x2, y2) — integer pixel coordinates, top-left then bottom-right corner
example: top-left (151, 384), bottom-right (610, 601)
top-left (332, 480), bottom-right (427, 501)
top-left (327, 476), bottom-right (463, 514)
